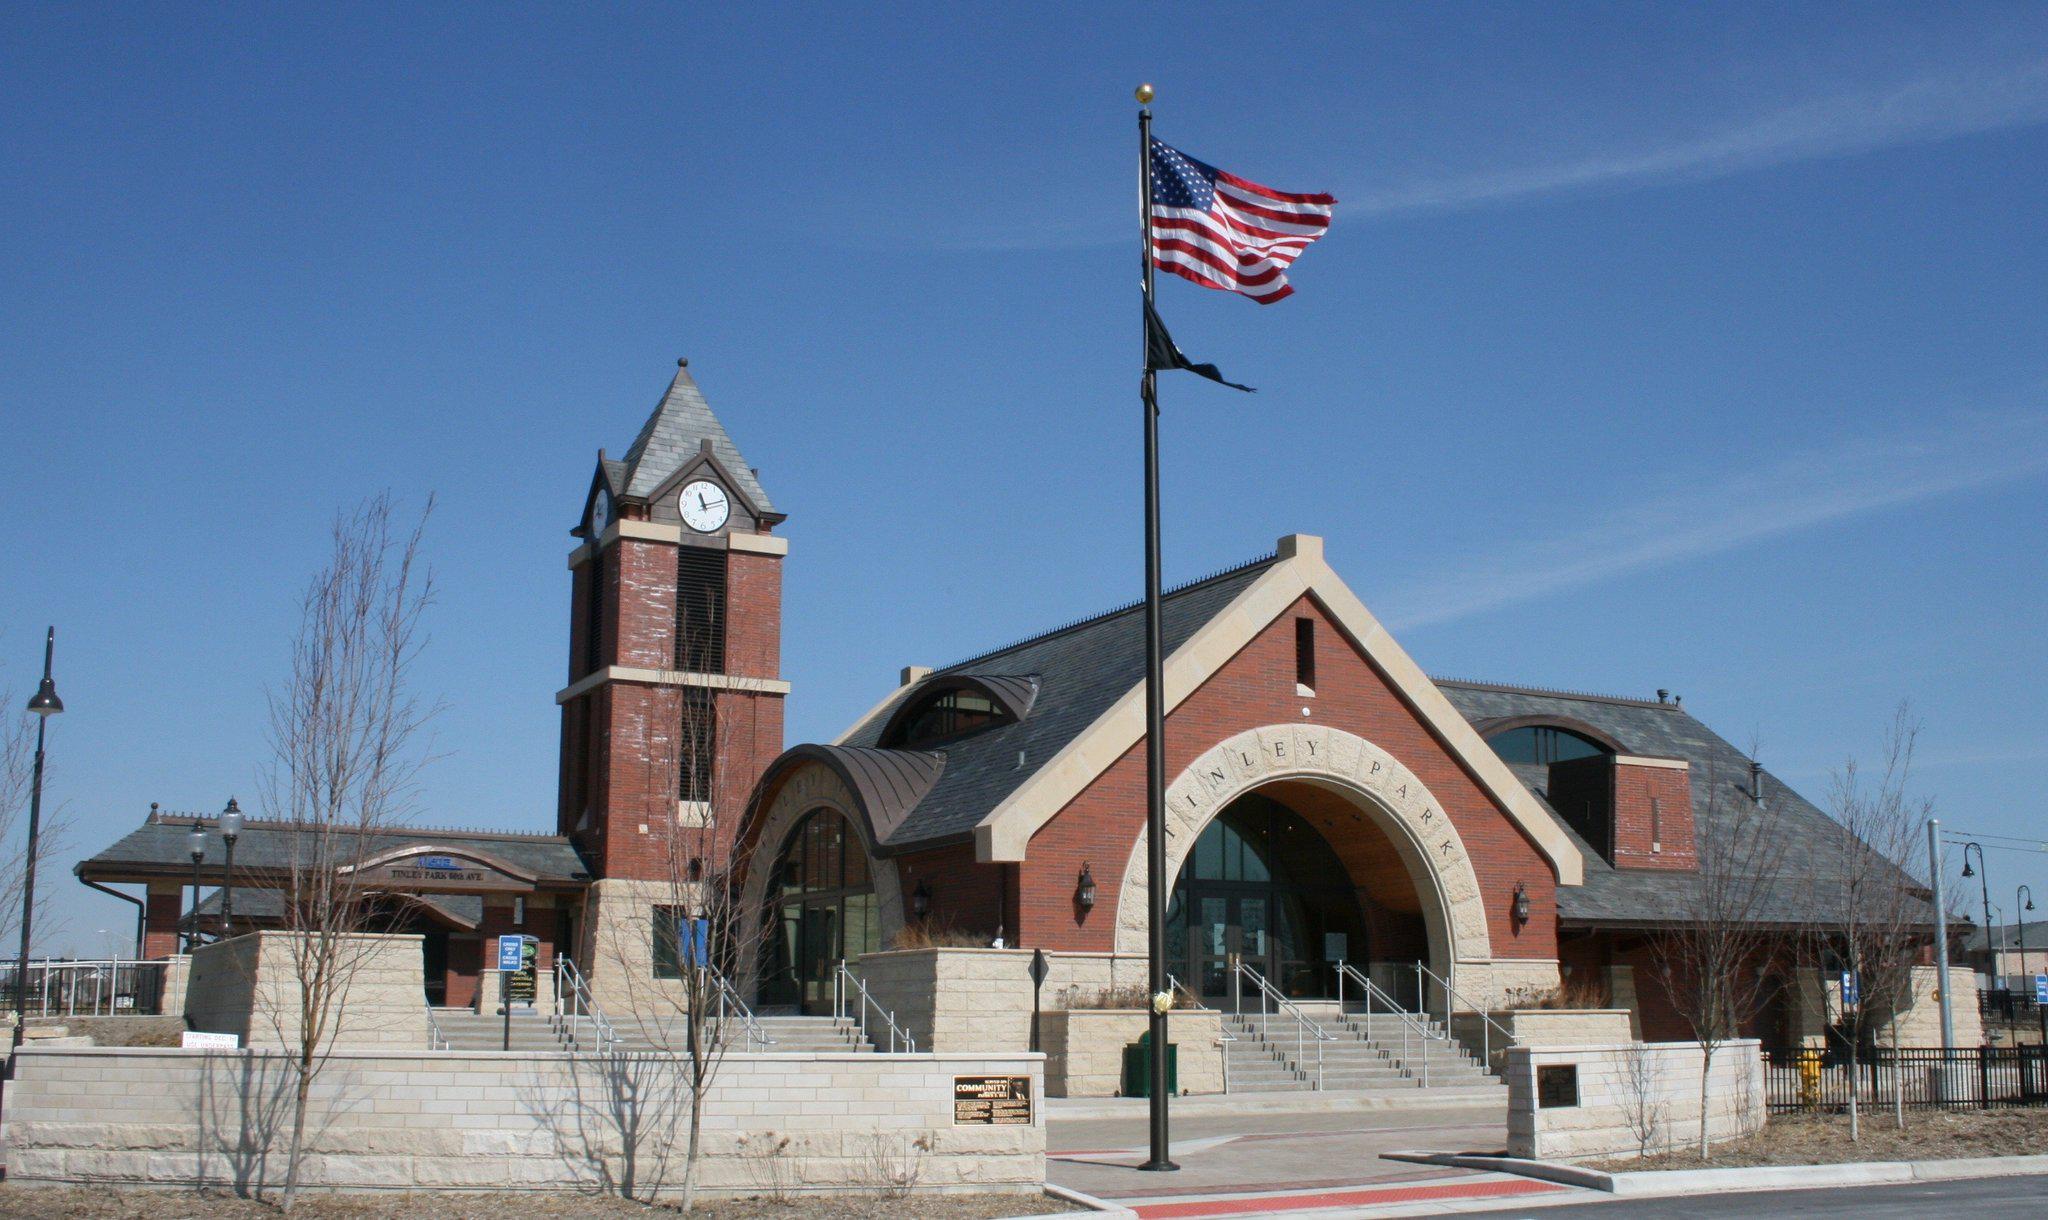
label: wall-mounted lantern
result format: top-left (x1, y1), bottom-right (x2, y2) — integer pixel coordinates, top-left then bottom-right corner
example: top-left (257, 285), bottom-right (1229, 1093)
top-left (911, 879), bottom-right (932, 920)
top-left (1076, 864), bottom-right (1096, 911)
top-left (1512, 882), bottom-right (1531, 926)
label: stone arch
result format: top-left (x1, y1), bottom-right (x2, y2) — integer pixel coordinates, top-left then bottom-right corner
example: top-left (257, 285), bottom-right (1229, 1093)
top-left (736, 759), bottom-right (904, 997)
top-left (1113, 724), bottom-right (1494, 984)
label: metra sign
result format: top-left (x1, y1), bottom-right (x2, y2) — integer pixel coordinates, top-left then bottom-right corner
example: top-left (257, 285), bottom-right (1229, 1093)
top-left (421, 856), bottom-right (459, 871)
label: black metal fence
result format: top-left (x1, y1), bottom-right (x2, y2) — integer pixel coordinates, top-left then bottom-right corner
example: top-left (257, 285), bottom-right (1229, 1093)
top-left (0, 959), bottom-right (169, 1018)
top-left (1765, 1046), bottom-right (2048, 1114)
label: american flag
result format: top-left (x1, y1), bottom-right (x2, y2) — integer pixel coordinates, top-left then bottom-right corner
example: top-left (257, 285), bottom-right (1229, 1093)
top-left (1149, 138), bottom-right (1334, 304)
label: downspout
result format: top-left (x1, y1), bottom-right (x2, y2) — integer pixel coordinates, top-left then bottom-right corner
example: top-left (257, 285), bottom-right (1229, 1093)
top-left (79, 875), bottom-right (146, 959)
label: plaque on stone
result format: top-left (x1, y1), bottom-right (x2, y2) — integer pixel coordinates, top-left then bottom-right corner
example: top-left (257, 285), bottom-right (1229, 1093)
top-left (1537, 1064), bottom-right (1579, 1109)
top-left (953, 1075), bottom-right (1033, 1125)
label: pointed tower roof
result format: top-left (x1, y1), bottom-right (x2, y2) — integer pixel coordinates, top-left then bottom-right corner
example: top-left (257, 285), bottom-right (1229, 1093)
top-left (620, 359), bottom-right (777, 514)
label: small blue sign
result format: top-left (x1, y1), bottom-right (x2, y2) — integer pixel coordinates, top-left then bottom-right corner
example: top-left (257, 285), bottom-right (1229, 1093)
top-left (2034, 974), bottom-right (2047, 1005)
top-left (421, 855), bottom-right (458, 871)
top-left (497, 934), bottom-right (525, 973)
top-left (680, 918), bottom-right (709, 968)
top-left (1840, 971), bottom-right (1859, 1008)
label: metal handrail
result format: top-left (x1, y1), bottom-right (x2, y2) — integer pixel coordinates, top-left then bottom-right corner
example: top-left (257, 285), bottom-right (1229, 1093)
top-left (708, 965), bottom-right (775, 1052)
top-left (1230, 959), bottom-right (1332, 1090)
top-left (1414, 959), bottom-right (1511, 1072)
top-left (834, 959), bottom-right (915, 1053)
top-left (551, 957), bottom-right (618, 1053)
top-left (424, 1006), bottom-right (450, 1051)
top-left (1334, 960), bottom-right (1442, 1087)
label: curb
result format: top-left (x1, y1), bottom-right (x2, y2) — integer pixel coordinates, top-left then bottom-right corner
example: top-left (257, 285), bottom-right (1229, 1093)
top-left (1383, 1149), bottom-right (2048, 1197)
top-left (993, 1181), bottom-right (1135, 1217)
top-left (1048, 1090), bottom-right (1506, 1122)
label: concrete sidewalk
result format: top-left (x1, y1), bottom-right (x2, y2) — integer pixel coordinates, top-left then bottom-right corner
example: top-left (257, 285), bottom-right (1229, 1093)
top-left (1048, 1096), bottom-right (1527, 1216)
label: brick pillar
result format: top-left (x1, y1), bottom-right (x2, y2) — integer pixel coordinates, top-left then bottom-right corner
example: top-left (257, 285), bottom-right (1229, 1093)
top-left (143, 885), bottom-right (184, 959)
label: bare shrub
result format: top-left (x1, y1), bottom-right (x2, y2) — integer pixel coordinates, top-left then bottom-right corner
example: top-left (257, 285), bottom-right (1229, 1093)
top-left (889, 922), bottom-right (990, 950)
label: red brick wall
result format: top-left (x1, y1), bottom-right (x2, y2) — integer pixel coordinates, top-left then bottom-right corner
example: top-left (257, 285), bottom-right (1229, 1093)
top-left (564, 533), bottom-right (786, 882)
top-left (727, 550), bottom-right (782, 680)
top-left (144, 889), bottom-right (183, 959)
top-left (1017, 594), bottom-right (1563, 960)
top-left (895, 844), bottom-right (1006, 940)
top-left (1612, 762), bottom-right (1696, 871)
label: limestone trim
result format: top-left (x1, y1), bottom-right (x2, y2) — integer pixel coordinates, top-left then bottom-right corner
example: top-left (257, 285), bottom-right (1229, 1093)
top-left (726, 531), bottom-right (789, 556)
top-left (555, 666), bottom-right (792, 705)
top-left (973, 533), bottom-right (1583, 886)
top-left (1614, 754), bottom-right (1689, 771)
top-left (1112, 725), bottom-right (1497, 977)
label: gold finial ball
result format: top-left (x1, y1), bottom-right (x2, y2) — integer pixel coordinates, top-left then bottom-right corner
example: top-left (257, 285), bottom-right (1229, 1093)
top-left (1135, 83), bottom-right (1155, 105)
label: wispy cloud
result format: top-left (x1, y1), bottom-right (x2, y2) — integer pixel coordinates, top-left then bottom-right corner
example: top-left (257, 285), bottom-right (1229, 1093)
top-left (1353, 59), bottom-right (2048, 218)
top-left (931, 58), bottom-right (2048, 251)
top-left (1379, 410), bottom-right (2048, 630)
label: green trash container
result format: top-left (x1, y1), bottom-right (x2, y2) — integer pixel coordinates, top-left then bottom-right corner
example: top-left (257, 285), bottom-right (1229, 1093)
top-left (1120, 1029), bottom-right (1179, 1097)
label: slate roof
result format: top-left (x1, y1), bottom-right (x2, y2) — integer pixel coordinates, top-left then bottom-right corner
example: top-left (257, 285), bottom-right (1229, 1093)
top-left (78, 813), bottom-right (592, 887)
top-left (835, 554), bottom-right (1280, 849)
top-left (1435, 680), bottom-right (1930, 928)
top-left (620, 361), bottom-right (776, 513)
top-left (1961, 922), bottom-right (2048, 954)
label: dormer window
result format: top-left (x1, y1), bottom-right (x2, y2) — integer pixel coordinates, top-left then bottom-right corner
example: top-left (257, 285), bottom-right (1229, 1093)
top-left (889, 689), bottom-right (1006, 747)
top-left (877, 674), bottom-right (1039, 750)
top-left (1486, 724), bottom-right (1610, 766)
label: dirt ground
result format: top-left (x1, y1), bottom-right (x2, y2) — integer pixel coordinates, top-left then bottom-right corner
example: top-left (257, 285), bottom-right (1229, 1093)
top-left (0, 1189), bottom-right (1078, 1218)
top-left (1588, 1106), bottom-right (2048, 1171)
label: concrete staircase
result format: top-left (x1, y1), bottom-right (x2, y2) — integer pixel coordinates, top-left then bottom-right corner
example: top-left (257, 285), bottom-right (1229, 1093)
top-left (1220, 1002), bottom-right (1504, 1098)
top-left (428, 1006), bottom-right (873, 1054)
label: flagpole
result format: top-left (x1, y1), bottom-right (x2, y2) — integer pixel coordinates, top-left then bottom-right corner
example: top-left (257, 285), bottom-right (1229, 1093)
top-left (1135, 81), bottom-right (1177, 1175)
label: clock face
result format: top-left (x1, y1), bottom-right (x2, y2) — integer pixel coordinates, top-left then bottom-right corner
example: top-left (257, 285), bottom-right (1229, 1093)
top-left (678, 480), bottom-right (731, 532)
top-left (591, 490), bottom-right (611, 535)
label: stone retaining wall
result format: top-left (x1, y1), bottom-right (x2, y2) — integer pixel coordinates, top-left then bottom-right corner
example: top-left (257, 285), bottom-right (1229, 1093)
top-left (1452, 1009), bottom-right (1635, 1073)
top-left (1506, 1039), bottom-right (1764, 1161)
top-left (184, 931), bottom-right (428, 1050)
top-left (1039, 1009), bottom-right (1223, 1097)
top-left (6, 1047), bottom-right (1044, 1198)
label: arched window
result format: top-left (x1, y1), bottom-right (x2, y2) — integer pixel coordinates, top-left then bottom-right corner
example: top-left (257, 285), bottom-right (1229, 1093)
top-left (885, 689), bottom-right (1007, 747)
top-left (1485, 725), bottom-right (1611, 766)
top-left (759, 809), bottom-right (879, 1012)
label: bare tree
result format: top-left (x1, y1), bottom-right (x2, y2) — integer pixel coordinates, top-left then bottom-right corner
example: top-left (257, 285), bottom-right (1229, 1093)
top-left (598, 603), bottom-right (769, 1210)
top-left (1816, 703), bottom-right (1932, 1140)
top-left (1650, 757), bottom-right (1791, 1159)
top-left (1618, 1039), bottom-right (1668, 1158)
top-left (257, 494), bottom-right (437, 1210)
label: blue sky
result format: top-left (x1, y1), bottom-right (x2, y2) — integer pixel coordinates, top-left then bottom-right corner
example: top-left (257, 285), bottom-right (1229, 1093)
top-left (3, 4), bottom-right (2045, 955)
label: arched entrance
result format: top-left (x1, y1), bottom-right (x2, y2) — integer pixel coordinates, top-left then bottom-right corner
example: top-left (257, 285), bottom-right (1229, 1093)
top-left (758, 808), bottom-right (881, 1013)
top-left (1119, 725), bottom-right (1498, 999)
top-left (1166, 792), bottom-right (1371, 1001)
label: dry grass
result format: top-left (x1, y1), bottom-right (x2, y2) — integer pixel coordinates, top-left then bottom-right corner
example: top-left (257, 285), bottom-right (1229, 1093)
top-left (0, 1189), bottom-right (1078, 1219)
top-left (1587, 1108), bottom-right (2048, 1171)
top-left (888, 923), bottom-right (994, 950)
top-left (1058, 982), bottom-right (1195, 1011)
top-left (1500, 975), bottom-right (1612, 1011)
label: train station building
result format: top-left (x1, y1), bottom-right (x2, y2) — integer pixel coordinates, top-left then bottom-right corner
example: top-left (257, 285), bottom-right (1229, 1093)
top-left (76, 359), bottom-right (1969, 1060)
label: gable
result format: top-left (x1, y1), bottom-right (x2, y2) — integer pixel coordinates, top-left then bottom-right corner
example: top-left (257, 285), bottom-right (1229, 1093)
top-left (973, 535), bottom-right (1583, 884)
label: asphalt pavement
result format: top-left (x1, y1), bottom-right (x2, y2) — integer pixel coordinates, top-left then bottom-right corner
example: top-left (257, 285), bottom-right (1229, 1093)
top-left (1456, 1172), bottom-right (2048, 1217)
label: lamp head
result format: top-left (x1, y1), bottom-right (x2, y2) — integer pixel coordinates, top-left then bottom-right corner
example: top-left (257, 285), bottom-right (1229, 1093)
top-left (26, 676), bottom-right (62, 718)
top-left (219, 796), bottom-right (244, 841)
top-left (1134, 83), bottom-right (1155, 104)
top-left (1962, 859), bottom-right (1975, 878)
top-left (911, 879), bottom-right (932, 919)
top-left (1512, 882), bottom-right (1532, 925)
top-left (187, 823), bottom-right (206, 860)
top-left (1076, 863), bottom-right (1097, 911)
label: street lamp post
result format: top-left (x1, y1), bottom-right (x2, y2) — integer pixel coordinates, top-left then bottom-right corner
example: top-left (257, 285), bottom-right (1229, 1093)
top-left (2018, 885), bottom-right (2042, 1047)
top-left (219, 798), bottom-right (244, 940)
top-left (1962, 843), bottom-right (1994, 983)
top-left (187, 823), bottom-right (207, 953)
top-left (12, 627), bottom-right (64, 1056)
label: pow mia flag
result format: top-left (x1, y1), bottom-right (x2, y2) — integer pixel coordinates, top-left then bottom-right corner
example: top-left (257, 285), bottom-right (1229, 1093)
top-left (1145, 303), bottom-right (1253, 393)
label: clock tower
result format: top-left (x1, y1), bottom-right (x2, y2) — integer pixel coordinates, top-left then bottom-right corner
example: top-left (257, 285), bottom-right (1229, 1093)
top-left (557, 358), bottom-right (788, 886)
